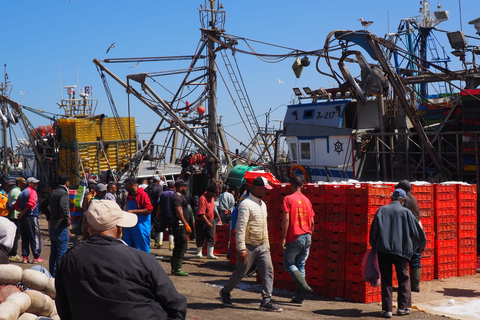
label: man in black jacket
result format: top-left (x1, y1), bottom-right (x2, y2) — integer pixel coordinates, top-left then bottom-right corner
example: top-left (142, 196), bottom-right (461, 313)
top-left (55, 200), bottom-right (187, 320)
top-left (369, 189), bottom-right (426, 318)
top-left (47, 174), bottom-right (71, 277)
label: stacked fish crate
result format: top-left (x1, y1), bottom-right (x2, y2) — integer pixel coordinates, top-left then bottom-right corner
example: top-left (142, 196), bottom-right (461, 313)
top-left (434, 184), bottom-right (458, 279)
top-left (411, 183), bottom-right (435, 281)
top-left (323, 184), bottom-right (348, 299)
top-left (457, 184), bottom-right (477, 276)
top-left (68, 189), bottom-right (80, 230)
top-left (344, 183), bottom-right (391, 303)
top-left (240, 181), bottom-right (476, 303)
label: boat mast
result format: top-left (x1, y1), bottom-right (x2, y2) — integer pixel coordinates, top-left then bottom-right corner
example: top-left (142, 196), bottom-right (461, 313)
top-left (202, 0), bottom-right (223, 181)
top-left (0, 65), bottom-right (10, 176)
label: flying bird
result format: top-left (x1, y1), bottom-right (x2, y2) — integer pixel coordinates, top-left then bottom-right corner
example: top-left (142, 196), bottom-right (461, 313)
top-left (359, 18), bottom-right (373, 30)
top-left (277, 78), bottom-right (285, 84)
top-left (106, 42), bottom-right (116, 54)
top-left (129, 62), bottom-right (140, 68)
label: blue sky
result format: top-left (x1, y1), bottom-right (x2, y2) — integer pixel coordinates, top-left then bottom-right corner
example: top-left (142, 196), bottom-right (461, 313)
top-left (1, 0), bottom-right (478, 154)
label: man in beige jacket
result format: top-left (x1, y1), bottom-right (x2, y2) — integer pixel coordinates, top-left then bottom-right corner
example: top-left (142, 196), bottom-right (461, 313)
top-left (219, 176), bottom-right (282, 312)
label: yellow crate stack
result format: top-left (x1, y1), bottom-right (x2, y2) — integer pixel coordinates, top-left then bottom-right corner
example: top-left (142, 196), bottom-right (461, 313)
top-left (58, 117), bottom-right (136, 185)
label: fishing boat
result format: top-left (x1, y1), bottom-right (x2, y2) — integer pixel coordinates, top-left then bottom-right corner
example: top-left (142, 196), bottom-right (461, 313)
top-left (285, 0), bottom-right (480, 188)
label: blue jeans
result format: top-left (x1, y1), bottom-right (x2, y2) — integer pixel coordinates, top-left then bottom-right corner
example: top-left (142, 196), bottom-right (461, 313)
top-left (283, 233), bottom-right (311, 277)
top-left (49, 227), bottom-right (70, 278)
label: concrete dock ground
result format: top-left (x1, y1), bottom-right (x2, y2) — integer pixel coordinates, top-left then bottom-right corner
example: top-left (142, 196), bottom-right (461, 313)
top-left (14, 217), bottom-right (480, 320)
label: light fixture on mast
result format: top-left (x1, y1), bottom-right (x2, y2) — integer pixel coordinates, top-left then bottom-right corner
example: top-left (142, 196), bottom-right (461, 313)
top-left (469, 17), bottom-right (480, 36)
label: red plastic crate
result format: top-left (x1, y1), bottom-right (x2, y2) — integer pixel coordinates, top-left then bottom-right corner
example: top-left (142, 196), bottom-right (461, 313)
top-left (421, 208), bottom-right (434, 217)
top-left (346, 232), bottom-right (369, 244)
top-left (435, 207), bottom-right (458, 216)
top-left (323, 278), bottom-right (345, 299)
top-left (421, 265), bottom-right (434, 281)
top-left (457, 184), bottom-right (477, 199)
top-left (458, 268), bottom-right (477, 276)
top-left (458, 200), bottom-right (477, 209)
top-left (324, 221), bottom-right (347, 233)
top-left (412, 183), bottom-right (434, 195)
top-left (346, 223), bottom-right (370, 235)
top-left (435, 268), bottom-right (457, 279)
top-left (344, 280), bottom-right (381, 303)
top-left (436, 230), bottom-right (457, 240)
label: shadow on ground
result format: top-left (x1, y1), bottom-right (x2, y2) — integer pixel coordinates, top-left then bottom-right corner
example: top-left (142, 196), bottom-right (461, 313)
top-left (437, 288), bottom-right (480, 298)
top-left (314, 308), bottom-right (380, 318)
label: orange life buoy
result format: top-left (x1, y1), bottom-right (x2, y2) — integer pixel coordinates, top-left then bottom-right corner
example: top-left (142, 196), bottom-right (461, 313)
top-left (290, 164), bottom-right (308, 182)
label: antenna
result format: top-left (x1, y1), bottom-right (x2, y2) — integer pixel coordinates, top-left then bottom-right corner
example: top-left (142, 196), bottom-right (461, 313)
top-left (57, 64), bottom-right (63, 100)
top-left (76, 60), bottom-right (80, 92)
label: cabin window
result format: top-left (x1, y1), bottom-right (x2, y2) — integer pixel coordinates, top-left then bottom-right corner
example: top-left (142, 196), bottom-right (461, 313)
top-left (300, 142), bottom-right (311, 160)
top-left (303, 109), bottom-right (314, 119)
top-left (290, 142), bottom-right (298, 161)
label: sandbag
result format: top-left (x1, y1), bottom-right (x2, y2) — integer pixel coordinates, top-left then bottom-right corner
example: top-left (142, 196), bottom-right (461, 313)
top-left (21, 269), bottom-right (49, 291)
top-left (25, 290), bottom-right (47, 315)
top-left (0, 300), bottom-right (21, 320)
top-left (0, 265), bottom-right (23, 285)
top-left (5, 292), bottom-right (31, 313)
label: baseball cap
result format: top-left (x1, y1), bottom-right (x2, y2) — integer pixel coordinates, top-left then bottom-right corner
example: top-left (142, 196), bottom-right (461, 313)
top-left (88, 178), bottom-right (98, 185)
top-left (15, 177), bottom-right (26, 184)
top-left (174, 179), bottom-right (186, 187)
top-left (392, 189), bottom-right (407, 199)
top-left (252, 176), bottom-right (273, 190)
top-left (167, 181), bottom-right (174, 188)
top-left (27, 177), bottom-right (40, 184)
top-left (95, 183), bottom-right (107, 192)
top-left (124, 177), bottom-right (137, 185)
top-left (86, 200), bottom-right (138, 231)
top-left (153, 176), bottom-right (161, 182)
top-left (394, 180), bottom-right (411, 192)
top-left (4, 180), bottom-right (14, 186)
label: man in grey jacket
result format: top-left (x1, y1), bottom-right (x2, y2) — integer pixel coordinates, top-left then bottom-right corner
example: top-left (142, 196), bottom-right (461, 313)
top-left (219, 176), bottom-right (282, 312)
top-left (47, 174), bottom-right (71, 277)
top-left (369, 189), bottom-right (426, 318)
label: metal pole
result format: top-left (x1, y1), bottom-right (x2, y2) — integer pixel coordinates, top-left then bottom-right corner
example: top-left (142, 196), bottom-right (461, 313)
top-left (206, 0), bottom-right (220, 180)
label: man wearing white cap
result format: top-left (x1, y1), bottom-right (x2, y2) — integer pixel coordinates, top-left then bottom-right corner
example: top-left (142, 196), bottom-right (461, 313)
top-left (55, 200), bottom-right (187, 320)
top-left (220, 176), bottom-right (282, 312)
top-left (14, 176), bottom-right (45, 264)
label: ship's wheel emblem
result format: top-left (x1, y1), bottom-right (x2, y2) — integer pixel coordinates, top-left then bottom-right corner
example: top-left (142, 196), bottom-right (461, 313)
top-left (333, 140), bottom-right (343, 154)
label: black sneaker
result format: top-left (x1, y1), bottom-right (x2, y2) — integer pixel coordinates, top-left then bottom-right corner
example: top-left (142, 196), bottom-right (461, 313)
top-left (220, 289), bottom-right (233, 307)
top-left (397, 308), bottom-right (410, 316)
top-left (259, 300), bottom-right (282, 312)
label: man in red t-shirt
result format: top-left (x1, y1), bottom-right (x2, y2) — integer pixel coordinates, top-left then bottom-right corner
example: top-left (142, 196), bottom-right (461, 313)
top-left (280, 175), bottom-right (315, 304)
top-left (195, 184), bottom-right (221, 259)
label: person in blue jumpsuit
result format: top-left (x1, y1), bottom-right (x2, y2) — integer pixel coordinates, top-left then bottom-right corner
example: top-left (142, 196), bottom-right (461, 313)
top-left (122, 177), bottom-right (153, 253)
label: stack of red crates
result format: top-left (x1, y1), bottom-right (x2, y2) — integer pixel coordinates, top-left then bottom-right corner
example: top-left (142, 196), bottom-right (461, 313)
top-left (457, 184), bottom-right (477, 276)
top-left (322, 184), bottom-right (348, 299)
top-left (344, 183), bottom-right (390, 303)
top-left (303, 183), bottom-right (326, 295)
top-left (411, 183), bottom-right (435, 281)
top-left (202, 223), bottom-right (230, 254)
top-left (265, 184), bottom-right (288, 289)
top-left (434, 184), bottom-right (458, 279)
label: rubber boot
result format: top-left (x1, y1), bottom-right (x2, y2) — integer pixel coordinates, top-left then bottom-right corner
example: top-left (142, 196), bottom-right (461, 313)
top-left (290, 270), bottom-right (312, 303)
top-left (207, 245), bottom-right (218, 260)
top-left (411, 267), bottom-right (421, 293)
top-left (169, 234), bottom-right (175, 251)
top-left (196, 247), bottom-right (203, 258)
top-left (155, 232), bottom-right (162, 249)
top-left (173, 258), bottom-right (189, 276)
top-left (171, 257), bottom-right (178, 275)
